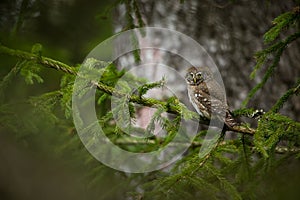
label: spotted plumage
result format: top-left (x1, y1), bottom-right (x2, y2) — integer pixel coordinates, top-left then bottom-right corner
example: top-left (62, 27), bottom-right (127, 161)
top-left (185, 66), bottom-right (238, 128)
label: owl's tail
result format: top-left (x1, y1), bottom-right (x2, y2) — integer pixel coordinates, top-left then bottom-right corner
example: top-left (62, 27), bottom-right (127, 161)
top-left (225, 110), bottom-right (239, 128)
top-left (225, 110), bottom-right (256, 135)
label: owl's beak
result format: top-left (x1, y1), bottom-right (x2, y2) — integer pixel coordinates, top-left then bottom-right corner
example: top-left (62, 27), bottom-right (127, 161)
top-left (193, 78), bottom-right (197, 84)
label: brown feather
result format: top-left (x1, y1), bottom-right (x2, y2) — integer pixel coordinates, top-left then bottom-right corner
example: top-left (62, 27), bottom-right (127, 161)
top-left (186, 66), bottom-right (239, 128)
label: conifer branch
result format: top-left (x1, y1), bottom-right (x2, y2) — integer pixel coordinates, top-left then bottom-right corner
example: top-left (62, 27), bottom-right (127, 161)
top-left (242, 31), bottom-right (300, 107)
top-left (227, 125), bottom-right (255, 135)
top-left (0, 44), bottom-right (76, 75)
top-left (113, 138), bottom-right (300, 154)
top-left (271, 77), bottom-right (300, 113)
top-left (0, 44), bottom-right (257, 135)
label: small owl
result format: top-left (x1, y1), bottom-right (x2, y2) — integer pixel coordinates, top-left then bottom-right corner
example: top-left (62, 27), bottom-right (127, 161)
top-left (185, 66), bottom-right (238, 128)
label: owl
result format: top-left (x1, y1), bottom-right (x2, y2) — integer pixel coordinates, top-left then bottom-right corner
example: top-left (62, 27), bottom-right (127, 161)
top-left (185, 66), bottom-right (238, 128)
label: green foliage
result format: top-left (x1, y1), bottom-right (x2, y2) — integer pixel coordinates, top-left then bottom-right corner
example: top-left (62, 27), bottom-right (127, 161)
top-left (243, 7), bottom-right (300, 107)
top-left (263, 10), bottom-right (300, 44)
top-left (255, 112), bottom-right (300, 158)
top-left (31, 43), bottom-right (43, 57)
top-left (0, 61), bottom-right (22, 102)
top-left (123, 0), bottom-right (145, 30)
top-left (28, 91), bottom-right (61, 124)
top-left (121, 0), bottom-right (145, 63)
top-left (232, 107), bottom-right (262, 118)
top-left (141, 143), bottom-right (243, 200)
top-left (271, 77), bottom-right (300, 113)
top-left (19, 60), bottom-right (43, 84)
top-left (137, 76), bottom-right (166, 97)
top-left (19, 43), bottom-right (44, 85)
top-left (132, 0), bottom-right (145, 29)
top-left (60, 73), bottom-right (75, 119)
top-left (145, 105), bottom-right (165, 135)
top-left (100, 63), bottom-right (125, 86)
top-left (1, 4), bottom-right (300, 200)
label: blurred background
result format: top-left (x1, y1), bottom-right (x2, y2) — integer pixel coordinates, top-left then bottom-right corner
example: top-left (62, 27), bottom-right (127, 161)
top-left (0, 0), bottom-right (300, 199)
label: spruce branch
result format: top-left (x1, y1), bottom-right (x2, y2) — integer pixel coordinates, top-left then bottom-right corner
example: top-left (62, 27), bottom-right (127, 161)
top-left (0, 44), bottom-right (76, 75)
top-left (271, 77), bottom-right (300, 113)
top-left (263, 9), bottom-right (300, 44)
top-left (243, 31), bottom-right (300, 107)
top-left (0, 61), bottom-right (22, 102)
top-left (0, 44), bottom-right (257, 135)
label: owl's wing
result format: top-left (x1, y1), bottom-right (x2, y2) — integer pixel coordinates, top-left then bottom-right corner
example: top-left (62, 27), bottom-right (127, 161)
top-left (195, 92), bottom-right (237, 130)
top-left (196, 82), bottom-right (239, 127)
top-left (206, 80), bottom-right (227, 103)
top-left (193, 88), bottom-right (227, 118)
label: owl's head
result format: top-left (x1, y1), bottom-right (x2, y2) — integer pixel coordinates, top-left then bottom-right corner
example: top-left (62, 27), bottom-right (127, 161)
top-left (185, 66), bottom-right (212, 85)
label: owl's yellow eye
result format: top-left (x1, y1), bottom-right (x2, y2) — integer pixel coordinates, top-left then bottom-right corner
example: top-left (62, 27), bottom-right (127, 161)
top-left (196, 72), bottom-right (202, 79)
top-left (187, 73), bottom-right (193, 79)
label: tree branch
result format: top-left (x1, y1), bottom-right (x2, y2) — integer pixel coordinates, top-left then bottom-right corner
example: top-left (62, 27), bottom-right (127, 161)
top-left (0, 44), bottom-right (256, 135)
top-left (114, 138), bottom-right (300, 154)
top-left (0, 44), bottom-right (76, 75)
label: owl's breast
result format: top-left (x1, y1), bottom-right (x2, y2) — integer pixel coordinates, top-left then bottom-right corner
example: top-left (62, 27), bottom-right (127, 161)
top-left (188, 88), bottom-right (202, 116)
top-left (187, 85), bottom-right (211, 118)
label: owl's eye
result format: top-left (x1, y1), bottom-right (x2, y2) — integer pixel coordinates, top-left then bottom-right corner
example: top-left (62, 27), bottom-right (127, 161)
top-left (196, 72), bottom-right (202, 79)
top-left (186, 73), bottom-right (193, 79)
top-left (185, 73), bottom-right (191, 80)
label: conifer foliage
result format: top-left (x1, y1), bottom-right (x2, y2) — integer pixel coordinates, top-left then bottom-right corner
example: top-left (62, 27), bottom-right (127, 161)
top-left (0, 1), bottom-right (300, 200)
